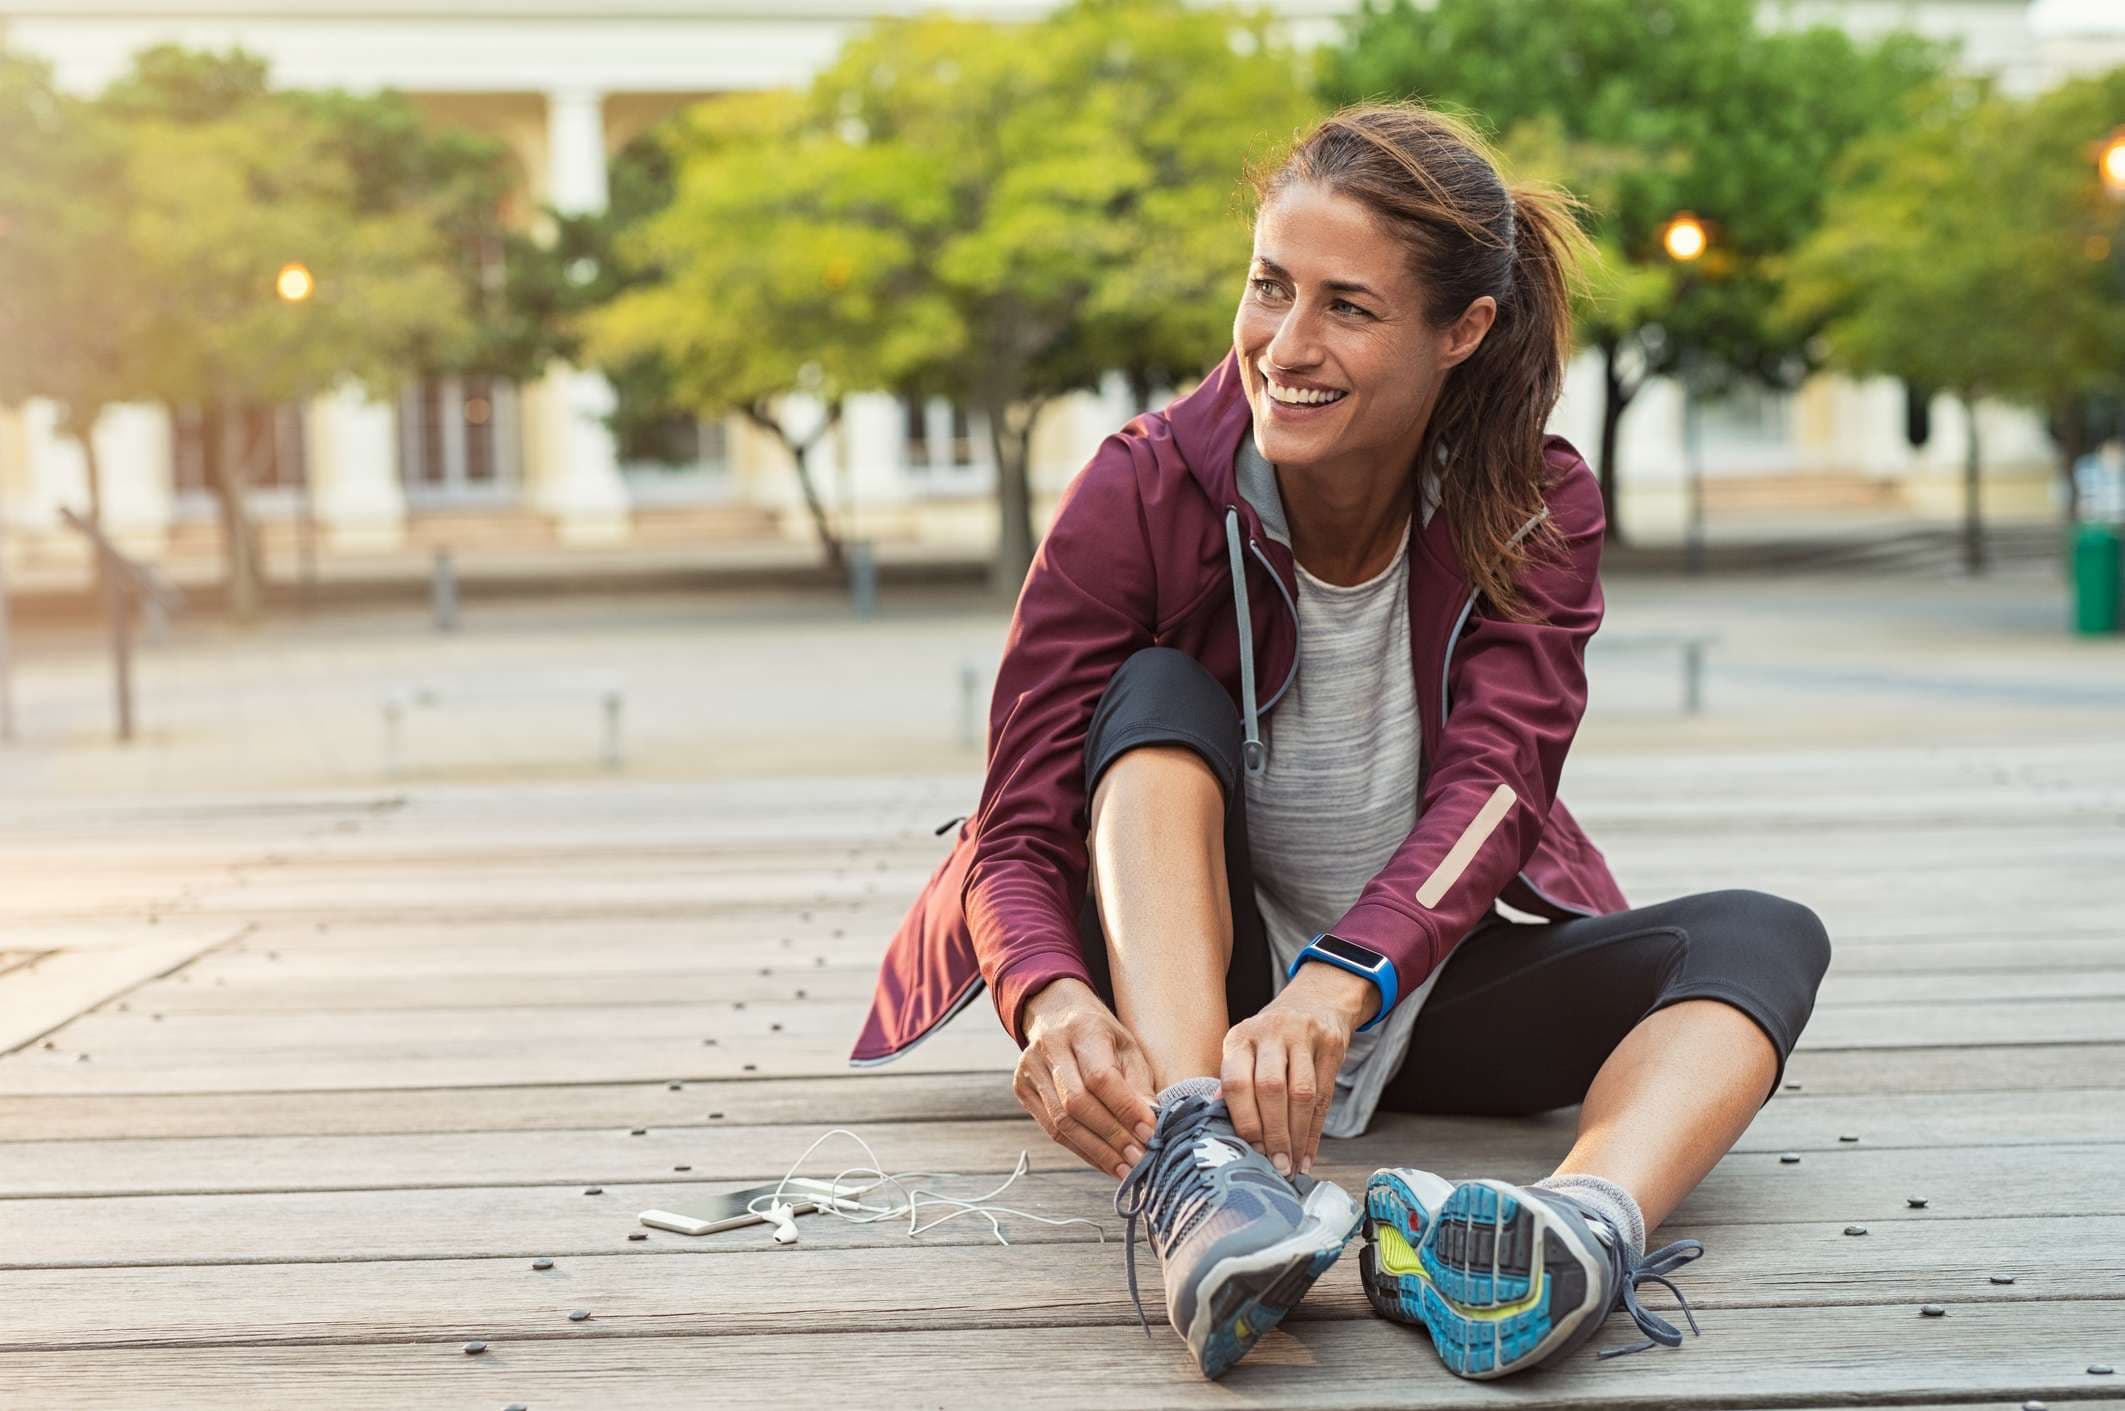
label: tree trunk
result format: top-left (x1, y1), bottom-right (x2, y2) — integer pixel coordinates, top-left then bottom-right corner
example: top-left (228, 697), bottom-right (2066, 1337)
top-left (1960, 392), bottom-right (1987, 577)
top-left (986, 392), bottom-right (1041, 600)
top-left (211, 402), bottom-right (266, 622)
top-left (64, 409), bottom-right (109, 600)
top-left (2052, 396), bottom-right (2088, 533)
top-left (743, 403), bottom-right (844, 573)
top-left (1598, 340), bottom-right (1635, 546)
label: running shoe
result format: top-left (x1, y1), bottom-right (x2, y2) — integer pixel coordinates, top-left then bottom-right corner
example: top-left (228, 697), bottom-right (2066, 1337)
top-left (1362, 1172), bottom-right (1707, 1378)
top-left (1114, 1091), bottom-right (1362, 1379)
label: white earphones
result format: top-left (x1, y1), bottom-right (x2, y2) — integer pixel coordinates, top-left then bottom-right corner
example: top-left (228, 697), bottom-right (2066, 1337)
top-left (743, 1126), bottom-right (1110, 1248)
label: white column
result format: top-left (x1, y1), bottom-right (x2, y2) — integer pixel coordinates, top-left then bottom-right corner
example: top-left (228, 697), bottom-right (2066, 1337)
top-left (306, 379), bottom-right (405, 552)
top-left (533, 88), bottom-right (630, 545)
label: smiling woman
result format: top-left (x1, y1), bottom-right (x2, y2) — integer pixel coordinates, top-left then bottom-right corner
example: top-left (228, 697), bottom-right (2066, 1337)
top-left (858, 99), bottom-right (1831, 1390)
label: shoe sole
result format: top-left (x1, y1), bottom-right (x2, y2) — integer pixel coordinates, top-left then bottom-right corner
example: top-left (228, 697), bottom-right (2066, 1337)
top-left (1357, 1168), bottom-right (1456, 1327)
top-left (1188, 1180), bottom-right (1362, 1380)
top-left (1397, 1177), bottom-right (1606, 1378)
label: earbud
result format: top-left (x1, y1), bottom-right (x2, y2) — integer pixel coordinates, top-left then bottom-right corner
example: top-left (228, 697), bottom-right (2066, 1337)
top-left (765, 1200), bottom-right (800, 1246)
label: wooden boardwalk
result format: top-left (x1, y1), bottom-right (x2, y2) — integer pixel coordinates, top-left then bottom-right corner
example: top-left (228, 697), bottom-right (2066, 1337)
top-left (2, 746), bottom-right (2122, 1410)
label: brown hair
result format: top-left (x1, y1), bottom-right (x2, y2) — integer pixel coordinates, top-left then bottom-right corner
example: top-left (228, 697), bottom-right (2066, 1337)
top-left (1244, 101), bottom-right (1593, 621)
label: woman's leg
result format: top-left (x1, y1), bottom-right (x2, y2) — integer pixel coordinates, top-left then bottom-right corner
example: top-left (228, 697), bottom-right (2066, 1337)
top-left (1378, 888), bottom-right (1832, 1235)
top-left (1085, 741), bottom-right (1232, 1088)
top-left (1073, 646), bottom-right (1273, 1089)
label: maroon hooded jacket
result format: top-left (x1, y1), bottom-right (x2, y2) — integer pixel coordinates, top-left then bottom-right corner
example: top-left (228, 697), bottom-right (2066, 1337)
top-left (850, 347), bottom-right (1629, 1065)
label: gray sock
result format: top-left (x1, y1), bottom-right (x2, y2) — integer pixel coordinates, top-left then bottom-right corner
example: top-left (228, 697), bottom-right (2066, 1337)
top-left (1156, 1076), bottom-right (1221, 1108)
top-left (1532, 1172), bottom-right (1645, 1258)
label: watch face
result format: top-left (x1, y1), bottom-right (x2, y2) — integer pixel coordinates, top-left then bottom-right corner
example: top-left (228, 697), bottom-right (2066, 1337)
top-left (1315, 935), bottom-right (1386, 970)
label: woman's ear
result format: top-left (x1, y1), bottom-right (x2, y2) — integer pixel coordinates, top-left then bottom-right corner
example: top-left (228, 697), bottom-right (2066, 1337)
top-left (1441, 296), bottom-right (1498, 370)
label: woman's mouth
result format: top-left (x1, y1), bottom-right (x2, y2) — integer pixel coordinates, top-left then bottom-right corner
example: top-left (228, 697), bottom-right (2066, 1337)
top-left (1261, 371), bottom-right (1348, 420)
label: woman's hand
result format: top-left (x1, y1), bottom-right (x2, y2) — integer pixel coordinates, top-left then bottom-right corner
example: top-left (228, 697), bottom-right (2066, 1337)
top-left (1013, 978), bottom-right (1160, 1180)
top-left (1220, 963), bottom-right (1377, 1177)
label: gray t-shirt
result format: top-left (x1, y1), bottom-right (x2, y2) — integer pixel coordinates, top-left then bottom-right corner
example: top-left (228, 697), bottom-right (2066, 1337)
top-left (1240, 439), bottom-right (1446, 1139)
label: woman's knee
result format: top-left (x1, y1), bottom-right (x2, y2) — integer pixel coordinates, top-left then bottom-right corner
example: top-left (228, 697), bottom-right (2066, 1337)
top-left (1697, 888), bottom-right (1833, 989)
top-left (1084, 646), bottom-right (1242, 807)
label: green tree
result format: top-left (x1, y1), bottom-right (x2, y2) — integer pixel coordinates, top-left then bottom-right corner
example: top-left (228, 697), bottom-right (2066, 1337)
top-left (1321, 0), bottom-right (1945, 541)
top-left (1781, 71), bottom-right (2125, 573)
top-left (589, 0), bottom-right (1319, 593)
top-left (101, 46), bottom-right (471, 618)
top-left (0, 46), bottom-right (154, 591)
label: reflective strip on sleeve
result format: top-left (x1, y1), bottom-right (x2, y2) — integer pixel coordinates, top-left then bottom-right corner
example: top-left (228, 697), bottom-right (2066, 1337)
top-left (1414, 783), bottom-right (1518, 909)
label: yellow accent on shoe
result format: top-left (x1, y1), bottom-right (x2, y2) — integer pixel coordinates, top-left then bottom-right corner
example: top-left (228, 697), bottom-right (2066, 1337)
top-left (1381, 1219), bottom-right (1555, 1323)
top-left (1375, 1222), bottom-right (1431, 1281)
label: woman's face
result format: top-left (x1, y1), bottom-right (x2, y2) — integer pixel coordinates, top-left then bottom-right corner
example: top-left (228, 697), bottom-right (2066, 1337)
top-left (1234, 182), bottom-right (1494, 479)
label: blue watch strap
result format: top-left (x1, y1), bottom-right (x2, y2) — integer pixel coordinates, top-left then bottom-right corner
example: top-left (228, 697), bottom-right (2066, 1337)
top-left (1285, 934), bottom-right (1397, 1033)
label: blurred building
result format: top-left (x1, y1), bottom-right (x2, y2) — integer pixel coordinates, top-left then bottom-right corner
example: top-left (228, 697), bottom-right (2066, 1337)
top-left (0, 0), bottom-right (2118, 584)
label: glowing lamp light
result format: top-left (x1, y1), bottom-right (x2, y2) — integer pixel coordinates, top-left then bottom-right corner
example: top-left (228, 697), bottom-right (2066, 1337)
top-left (2101, 129), bottom-right (2125, 196)
top-left (1661, 213), bottom-right (1708, 263)
top-left (276, 261), bottom-right (315, 302)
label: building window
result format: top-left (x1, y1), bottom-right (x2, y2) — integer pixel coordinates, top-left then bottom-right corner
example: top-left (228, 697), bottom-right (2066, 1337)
top-left (171, 402), bottom-right (307, 500)
top-left (399, 374), bottom-right (521, 500)
top-left (903, 394), bottom-right (982, 473)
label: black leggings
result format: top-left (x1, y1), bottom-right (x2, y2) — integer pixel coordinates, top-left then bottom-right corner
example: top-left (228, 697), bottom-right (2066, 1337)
top-left (1075, 646), bottom-right (1831, 1114)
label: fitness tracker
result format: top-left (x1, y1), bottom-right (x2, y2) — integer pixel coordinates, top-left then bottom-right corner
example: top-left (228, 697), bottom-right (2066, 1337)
top-left (1286, 932), bottom-right (1398, 1033)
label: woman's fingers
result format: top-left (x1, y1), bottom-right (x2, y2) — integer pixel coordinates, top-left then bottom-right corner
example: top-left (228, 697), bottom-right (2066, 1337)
top-left (1300, 1044), bottom-right (1339, 1174)
top-left (1048, 1050), bottom-right (1135, 1179)
top-left (1220, 1037), bottom-right (1263, 1150)
top-left (1284, 1042), bottom-right (1316, 1176)
top-left (1252, 1040), bottom-right (1292, 1174)
top-left (1071, 1032), bottom-right (1151, 1164)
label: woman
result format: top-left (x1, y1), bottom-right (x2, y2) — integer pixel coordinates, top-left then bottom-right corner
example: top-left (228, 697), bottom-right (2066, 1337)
top-left (853, 102), bottom-right (1831, 1383)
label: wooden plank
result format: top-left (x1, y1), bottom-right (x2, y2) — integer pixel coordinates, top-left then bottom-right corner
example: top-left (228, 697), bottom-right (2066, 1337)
top-left (5, 1088), bottom-right (2121, 1199)
top-left (12, 1044), bottom-right (2121, 1141)
top-left (0, 1072), bottom-right (1022, 1141)
top-left (0, 1212), bottom-right (2114, 1353)
top-left (1, 1142), bottom-right (2117, 1269)
top-left (103, 959), bottom-right (2125, 1017)
top-left (0, 1300), bottom-right (2119, 1410)
top-left (41, 990), bottom-right (2125, 1062)
top-left (0, 928), bottom-right (247, 1055)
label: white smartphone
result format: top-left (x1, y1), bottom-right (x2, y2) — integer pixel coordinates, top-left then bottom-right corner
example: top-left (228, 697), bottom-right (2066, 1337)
top-left (639, 1177), bottom-right (883, 1235)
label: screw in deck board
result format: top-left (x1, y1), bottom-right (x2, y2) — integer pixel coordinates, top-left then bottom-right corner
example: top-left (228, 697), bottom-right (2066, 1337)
top-left (1919, 1304), bottom-right (1946, 1317)
top-left (463, 1340), bottom-right (488, 1354)
top-left (1907, 1197), bottom-right (1929, 1208)
top-left (1779, 1153), bottom-right (1800, 1164)
top-left (569, 1311), bottom-right (591, 1322)
top-left (1844, 1225), bottom-right (1868, 1236)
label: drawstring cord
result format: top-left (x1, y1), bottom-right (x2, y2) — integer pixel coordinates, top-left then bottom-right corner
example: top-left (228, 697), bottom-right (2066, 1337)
top-left (1223, 507), bottom-right (1264, 776)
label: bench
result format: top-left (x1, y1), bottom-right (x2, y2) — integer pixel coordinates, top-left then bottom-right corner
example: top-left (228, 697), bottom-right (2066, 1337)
top-left (380, 674), bottom-right (625, 774)
top-left (1592, 632), bottom-right (1720, 714)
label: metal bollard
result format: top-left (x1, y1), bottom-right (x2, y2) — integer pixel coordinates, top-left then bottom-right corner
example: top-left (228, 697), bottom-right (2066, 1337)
top-left (958, 661), bottom-right (980, 750)
top-left (432, 548), bottom-right (458, 632)
top-left (848, 538), bottom-right (877, 620)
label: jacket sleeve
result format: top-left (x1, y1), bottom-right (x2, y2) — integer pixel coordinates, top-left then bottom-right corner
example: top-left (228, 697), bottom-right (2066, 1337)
top-left (1322, 450), bottom-right (1607, 1013)
top-left (962, 434), bottom-right (1159, 1047)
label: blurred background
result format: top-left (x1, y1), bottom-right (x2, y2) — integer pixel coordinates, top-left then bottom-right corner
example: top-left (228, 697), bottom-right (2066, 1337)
top-left (0, 0), bottom-right (2122, 794)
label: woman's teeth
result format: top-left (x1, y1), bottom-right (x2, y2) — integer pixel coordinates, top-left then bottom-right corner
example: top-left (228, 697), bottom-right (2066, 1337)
top-left (1265, 378), bottom-right (1347, 406)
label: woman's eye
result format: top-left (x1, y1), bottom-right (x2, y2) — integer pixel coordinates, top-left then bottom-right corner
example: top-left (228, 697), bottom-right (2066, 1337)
top-left (1250, 277), bottom-right (1281, 297)
top-left (1250, 278), bottom-right (1366, 318)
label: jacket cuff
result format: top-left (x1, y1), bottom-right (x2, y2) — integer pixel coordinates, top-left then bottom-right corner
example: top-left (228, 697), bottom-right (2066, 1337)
top-left (1324, 898), bottom-right (1444, 1026)
top-left (992, 945), bottom-right (1097, 1049)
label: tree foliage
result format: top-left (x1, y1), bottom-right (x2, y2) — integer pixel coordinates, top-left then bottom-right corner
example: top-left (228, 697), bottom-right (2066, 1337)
top-left (588, 0), bottom-right (1320, 591)
top-left (1319, 0), bottom-right (1947, 538)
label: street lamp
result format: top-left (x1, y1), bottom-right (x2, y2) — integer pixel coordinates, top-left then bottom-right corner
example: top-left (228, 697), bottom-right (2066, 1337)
top-left (1662, 213), bottom-right (1709, 575)
top-left (276, 261), bottom-right (314, 303)
top-left (2099, 126), bottom-right (2125, 198)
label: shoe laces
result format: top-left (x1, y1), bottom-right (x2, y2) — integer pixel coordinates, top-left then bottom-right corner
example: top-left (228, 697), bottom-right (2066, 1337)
top-left (1112, 1092), bottom-right (1228, 1339)
top-left (1577, 1210), bottom-right (1706, 1359)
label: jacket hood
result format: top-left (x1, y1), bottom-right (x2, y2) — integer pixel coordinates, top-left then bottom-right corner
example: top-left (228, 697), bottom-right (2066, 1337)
top-left (1162, 347), bottom-right (1256, 512)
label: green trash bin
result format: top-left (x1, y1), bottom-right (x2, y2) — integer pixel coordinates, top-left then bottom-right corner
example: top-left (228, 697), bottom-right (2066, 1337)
top-left (2073, 522), bottom-right (2122, 635)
